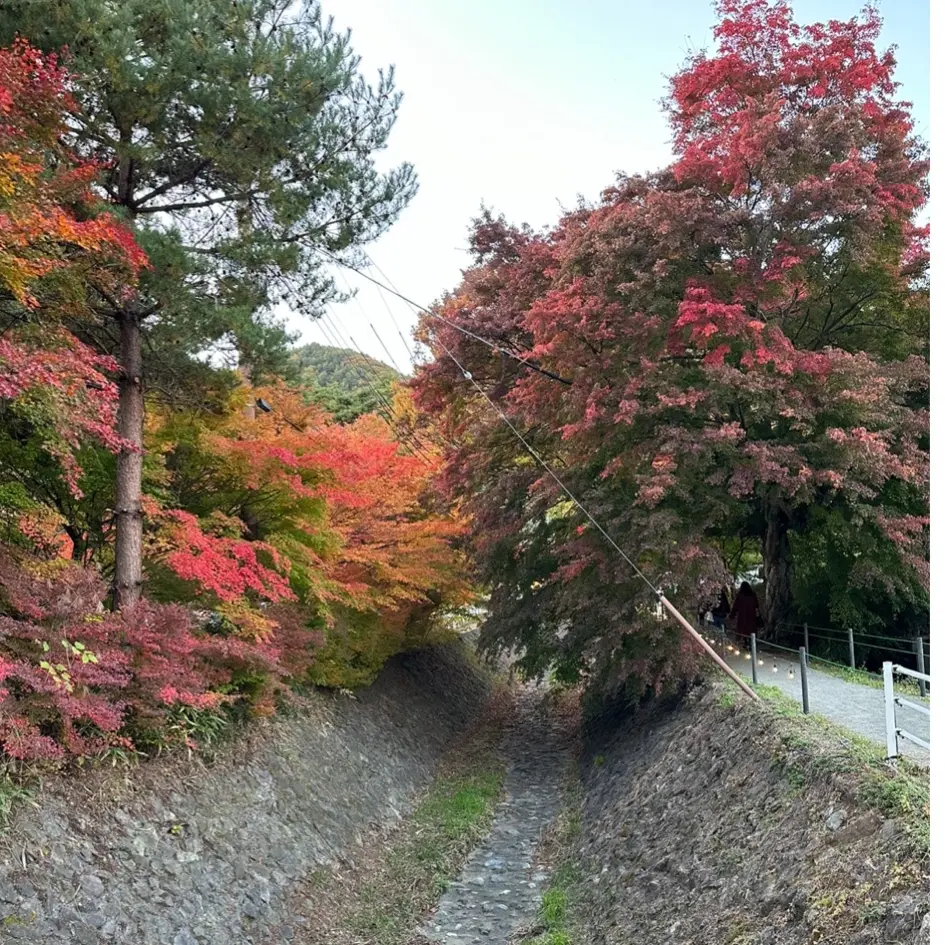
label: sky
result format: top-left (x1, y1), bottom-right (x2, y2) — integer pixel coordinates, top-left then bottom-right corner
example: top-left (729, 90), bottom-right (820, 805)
top-left (281, 0), bottom-right (931, 374)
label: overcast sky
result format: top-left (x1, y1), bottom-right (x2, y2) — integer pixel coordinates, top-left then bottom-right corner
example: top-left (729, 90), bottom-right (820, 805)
top-left (281, 0), bottom-right (931, 374)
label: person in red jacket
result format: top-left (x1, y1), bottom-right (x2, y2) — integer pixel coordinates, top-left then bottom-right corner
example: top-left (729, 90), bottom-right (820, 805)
top-left (731, 581), bottom-right (760, 645)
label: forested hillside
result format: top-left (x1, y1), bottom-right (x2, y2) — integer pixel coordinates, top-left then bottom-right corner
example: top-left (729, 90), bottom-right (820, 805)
top-left (292, 342), bottom-right (403, 423)
top-left (293, 342), bottom-right (401, 392)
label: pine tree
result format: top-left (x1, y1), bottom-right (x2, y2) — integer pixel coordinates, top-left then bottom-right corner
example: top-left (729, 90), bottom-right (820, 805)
top-left (1, 0), bottom-right (417, 607)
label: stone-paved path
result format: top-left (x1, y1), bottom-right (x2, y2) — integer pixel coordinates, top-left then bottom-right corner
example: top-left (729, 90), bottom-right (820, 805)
top-left (417, 686), bottom-right (572, 945)
top-left (712, 640), bottom-right (930, 766)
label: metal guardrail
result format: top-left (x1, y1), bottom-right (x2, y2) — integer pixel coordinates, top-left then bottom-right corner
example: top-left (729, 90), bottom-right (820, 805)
top-left (883, 662), bottom-right (931, 758)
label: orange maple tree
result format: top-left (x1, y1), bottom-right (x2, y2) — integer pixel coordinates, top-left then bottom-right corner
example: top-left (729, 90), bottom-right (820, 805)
top-left (0, 39), bottom-right (146, 494)
top-left (143, 381), bottom-right (472, 684)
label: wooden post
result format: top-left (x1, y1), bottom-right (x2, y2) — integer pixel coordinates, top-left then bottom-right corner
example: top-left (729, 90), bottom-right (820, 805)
top-left (915, 637), bottom-right (927, 698)
top-left (803, 622), bottom-right (809, 665)
top-left (847, 628), bottom-right (856, 670)
top-left (750, 633), bottom-right (758, 686)
top-left (658, 595), bottom-right (760, 703)
top-left (799, 647), bottom-right (810, 714)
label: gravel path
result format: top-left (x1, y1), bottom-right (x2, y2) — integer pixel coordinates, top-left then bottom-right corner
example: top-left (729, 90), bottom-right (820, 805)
top-left (417, 686), bottom-right (572, 945)
top-left (713, 640), bottom-right (930, 766)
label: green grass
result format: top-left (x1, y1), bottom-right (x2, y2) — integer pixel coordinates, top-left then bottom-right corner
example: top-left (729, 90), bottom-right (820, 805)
top-left (521, 886), bottom-right (574, 945)
top-left (520, 767), bottom-right (584, 945)
top-left (749, 683), bottom-right (930, 856)
top-left (805, 658), bottom-right (924, 698)
top-left (716, 687), bottom-right (739, 709)
top-left (347, 767), bottom-right (505, 944)
top-left (0, 774), bottom-right (34, 828)
top-left (541, 887), bottom-right (568, 925)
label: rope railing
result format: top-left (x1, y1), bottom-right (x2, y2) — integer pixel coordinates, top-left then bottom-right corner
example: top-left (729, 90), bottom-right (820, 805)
top-left (784, 621), bottom-right (929, 646)
top-left (700, 623), bottom-right (927, 690)
top-left (758, 621), bottom-right (929, 684)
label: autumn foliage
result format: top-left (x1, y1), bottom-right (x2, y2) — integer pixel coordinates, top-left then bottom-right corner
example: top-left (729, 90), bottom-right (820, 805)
top-left (0, 371), bottom-right (470, 760)
top-left (0, 1), bottom-right (932, 757)
top-left (0, 41), bottom-right (470, 763)
top-left (0, 557), bottom-right (282, 760)
top-left (0, 40), bottom-right (146, 494)
top-left (414, 1), bottom-right (929, 695)
top-left (146, 385), bottom-right (472, 687)
top-left (0, 380), bottom-right (470, 760)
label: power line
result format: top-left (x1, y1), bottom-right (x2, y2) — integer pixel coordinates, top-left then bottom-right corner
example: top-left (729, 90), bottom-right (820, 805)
top-left (312, 300), bottom-right (433, 462)
top-left (440, 338), bottom-right (658, 595)
top-left (320, 286), bottom-right (401, 416)
top-left (320, 306), bottom-right (438, 463)
top-left (361, 252), bottom-right (433, 367)
top-left (371, 323), bottom-right (409, 381)
top-left (334, 268), bottom-right (407, 375)
top-left (327, 258), bottom-right (757, 701)
top-left (318, 249), bottom-right (573, 386)
top-left (276, 276), bottom-right (434, 465)
top-left (429, 328), bottom-right (758, 703)
top-left (361, 253), bottom-right (418, 368)
top-left (337, 262), bottom-right (926, 699)
top-left (313, 314), bottom-right (400, 424)
top-left (311, 319), bottom-right (429, 465)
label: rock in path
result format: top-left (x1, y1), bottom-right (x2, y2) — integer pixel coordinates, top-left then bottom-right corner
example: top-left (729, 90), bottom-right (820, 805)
top-left (418, 685), bottom-right (572, 945)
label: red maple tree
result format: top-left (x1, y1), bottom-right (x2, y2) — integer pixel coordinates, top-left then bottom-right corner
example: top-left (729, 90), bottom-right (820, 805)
top-left (415, 1), bottom-right (928, 691)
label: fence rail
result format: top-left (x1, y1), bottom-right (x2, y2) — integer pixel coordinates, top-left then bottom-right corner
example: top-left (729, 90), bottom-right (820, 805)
top-left (789, 623), bottom-right (928, 671)
top-left (883, 662), bottom-right (931, 759)
top-left (700, 623), bottom-right (930, 763)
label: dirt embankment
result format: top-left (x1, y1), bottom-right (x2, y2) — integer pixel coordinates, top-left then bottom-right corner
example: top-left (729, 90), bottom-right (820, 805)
top-left (571, 684), bottom-right (930, 945)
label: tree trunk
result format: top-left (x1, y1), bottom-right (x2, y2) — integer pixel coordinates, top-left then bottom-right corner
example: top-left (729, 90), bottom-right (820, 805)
top-left (113, 307), bottom-right (144, 610)
top-left (762, 497), bottom-right (792, 641)
top-left (65, 525), bottom-right (86, 563)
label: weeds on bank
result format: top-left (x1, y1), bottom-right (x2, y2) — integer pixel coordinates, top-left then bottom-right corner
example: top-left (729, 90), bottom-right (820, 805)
top-left (519, 765), bottom-right (583, 945)
top-left (339, 689), bottom-right (512, 945)
top-left (715, 680), bottom-right (929, 857)
top-left (0, 774), bottom-right (34, 827)
top-left (348, 768), bottom-right (505, 944)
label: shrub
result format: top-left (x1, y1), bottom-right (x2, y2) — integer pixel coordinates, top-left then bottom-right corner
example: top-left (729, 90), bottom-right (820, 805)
top-left (0, 554), bottom-right (288, 761)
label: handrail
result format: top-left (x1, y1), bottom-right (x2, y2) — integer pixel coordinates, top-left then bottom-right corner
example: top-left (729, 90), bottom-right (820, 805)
top-left (894, 696), bottom-right (930, 717)
top-left (892, 663), bottom-right (931, 683)
top-left (898, 729), bottom-right (930, 751)
top-left (884, 661), bottom-right (931, 759)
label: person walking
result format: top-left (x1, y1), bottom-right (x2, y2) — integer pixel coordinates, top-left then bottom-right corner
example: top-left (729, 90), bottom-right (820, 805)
top-left (710, 588), bottom-right (731, 630)
top-left (731, 581), bottom-right (760, 647)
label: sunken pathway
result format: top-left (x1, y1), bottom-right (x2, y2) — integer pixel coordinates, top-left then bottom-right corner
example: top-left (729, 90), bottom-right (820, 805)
top-left (417, 685), bottom-right (573, 944)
